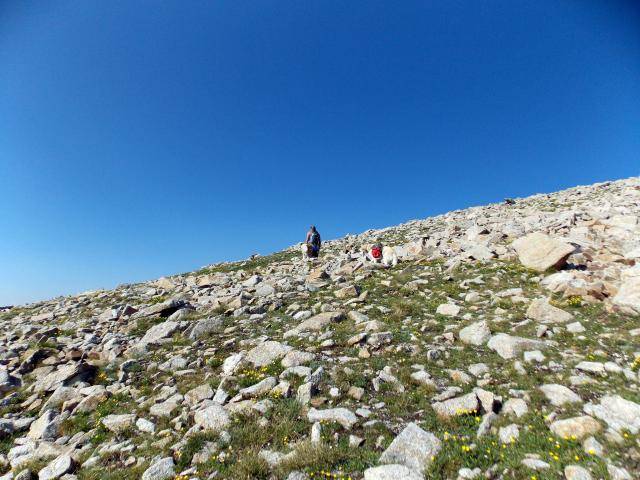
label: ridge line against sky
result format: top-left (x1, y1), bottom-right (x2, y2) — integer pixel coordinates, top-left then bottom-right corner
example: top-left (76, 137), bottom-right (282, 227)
top-left (1, 1), bottom-right (639, 305)
top-left (9, 174), bottom-right (636, 307)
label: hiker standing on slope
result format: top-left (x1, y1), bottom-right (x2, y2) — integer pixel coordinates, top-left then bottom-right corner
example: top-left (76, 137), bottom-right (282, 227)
top-left (306, 225), bottom-right (322, 258)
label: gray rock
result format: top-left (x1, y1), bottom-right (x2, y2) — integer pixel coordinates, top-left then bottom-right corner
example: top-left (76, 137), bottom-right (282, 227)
top-left (184, 384), bottom-right (214, 406)
top-left (136, 418), bottom-right (156, 433)
top-left (188, 317), bottom-right (223, 340)
top-left (158, 355), bottom-right (188, 371)
top-left (41, 386), bottom-right (79, 411)
top-left (28, 410), bottom-right (59, 441)
top-left (476, 412), bottom-right (497, 438)
top-left (436, 303), bottom-right (460, 317)
top-left (410, 370), bottom-right (436, 388)
top-left (363, 465), bottom-right (422, 480)
top-left (38, 454), bottom-right (74, 480)
top-left (575, 361), bottom-right (605, 375)
top-left (167, 307), bottom-right (192, 321)
top-left (607, 464), bottom-right (632, 480)
top-left (539, 384), bottom-right (581, 406)
top-left (566, 321), bottom-right (585, 333)
top-left (221, 352), bottom-right (245, 376)
top-left (241, 274), bottom-right (261, 287)
top-left (523, 350), bottom-right (545, 363)
top-left (138, 321), bottom-right (179, 346)
top-left (473, 388), bottom-right (501, 413)
top-left (582, 436), bottom-right (603, 457)
top-left (297, 382), bottom-right (313, 405)
top-left (0, 419), bottom-right (15, 437)
top-left (521, 458), bottom-right (550, 470)
top-left (246, 341), bottom-right (293, 367)
top-left (367, 331), bottom-right (393, 347)
top-left (33, 363), bottom-right (96, 393)
top-left (564, 465), bottom-right (592, 480)
top-left (14, 469), bottom-right (35, 480)
top-left (348, 311), bottom-right (370, 324)
top-left (499, 424), bottom-right (519, 443)
top-left (286, 472), bottom-right (311, 480)
top-left (502, 398), bottom-right (528, 418)
top-left (583, 395), bottom-right (640, 434)
top-left (194, 404), bottom-right (230, 432)
top-left (0, 370), bottom-right (21, 393)
top-left (307, 407), bottom-right (357, 429)
top-left (281, 350), bottom-right (315, 368)
top-left (239, 377), bottom-right (277, 399)
top-left (255, 283), bottom-right (276, 297)
top-left (335, 285), bottom-right (359, 299)
top-left (142, 299), bottom-right (190, 318)
top-left (459, 321), bottom-right (491, 346)
top-left (141, 457), bottom-right (175, 480)
top-left (149, 396), bottom-right (181, 417)
top-left (259, 449), bottom-right (284, 467)
top-left (432, 393), bottom-right (479, 418)
top-left (101, 414), bottom-right (136, 433)
top-left (487, 334), bottom-right (546, 359)
top-left (378, 423), bottom-right (441, 474)
top-left (284, 312), bottom-right (345, 338)
top-left (468, 363), bottom-right (489, 377)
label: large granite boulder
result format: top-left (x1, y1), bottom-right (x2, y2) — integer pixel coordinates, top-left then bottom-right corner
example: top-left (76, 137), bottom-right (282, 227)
top-left (512, 232), bottom-right (575, 271)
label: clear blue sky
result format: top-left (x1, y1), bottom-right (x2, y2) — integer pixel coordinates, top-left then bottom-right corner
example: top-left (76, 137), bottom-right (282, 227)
top-left (1, 1), bottom-right (639, 306)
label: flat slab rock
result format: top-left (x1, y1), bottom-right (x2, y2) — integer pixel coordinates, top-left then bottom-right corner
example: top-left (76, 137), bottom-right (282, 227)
top-left (239, 376), bottom-right (277, 398)
top-left (307, 407), bottom-right (357, 429)
top-left (33, 362), bottom-right (96, 393)
top-left (539, 384), bottom-right (582, 406)
top-left (137, 320), bottom-right (180, 347)
top-left (432, 392), bottom-right (479, 418)
top-left (379, 423), bottom-right (441, 474)
top-left (185, 384), bottom-right (214, 406)
top-left (512, 232), bottom-right (575, 272)
top-left (284, 311), bottom-right (345, 338)
top-left (436, 303), bottom-right (460, 317)
top-left (526, 298), bottom-right (573, 323)
top-left (245, 341), bottom-right (293, 367)
top-left (281, 350), bottom-right (315, 368)
top-left (101, 414), bottom-right (136, 433)
top-left (487, 333), bottom-right (546, 359)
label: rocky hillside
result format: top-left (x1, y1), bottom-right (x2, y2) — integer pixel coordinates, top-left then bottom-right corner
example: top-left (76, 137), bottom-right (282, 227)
top-left (1, 178), bottom-right (640, 480)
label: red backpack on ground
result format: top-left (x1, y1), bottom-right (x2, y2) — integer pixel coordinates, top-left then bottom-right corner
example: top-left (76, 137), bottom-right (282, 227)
top-left (371, 246), bottom-right (382, 259)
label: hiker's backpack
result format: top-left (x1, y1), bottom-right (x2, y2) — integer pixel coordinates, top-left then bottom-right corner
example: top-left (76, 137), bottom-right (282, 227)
top-left (371, 246), bottom-right (382, 259)
top-left (310, 231), bottom-right (320, 246)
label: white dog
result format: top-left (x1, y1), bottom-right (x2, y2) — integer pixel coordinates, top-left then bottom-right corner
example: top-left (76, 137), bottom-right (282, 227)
top-left (382, 246), bottom-right (398, 266)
